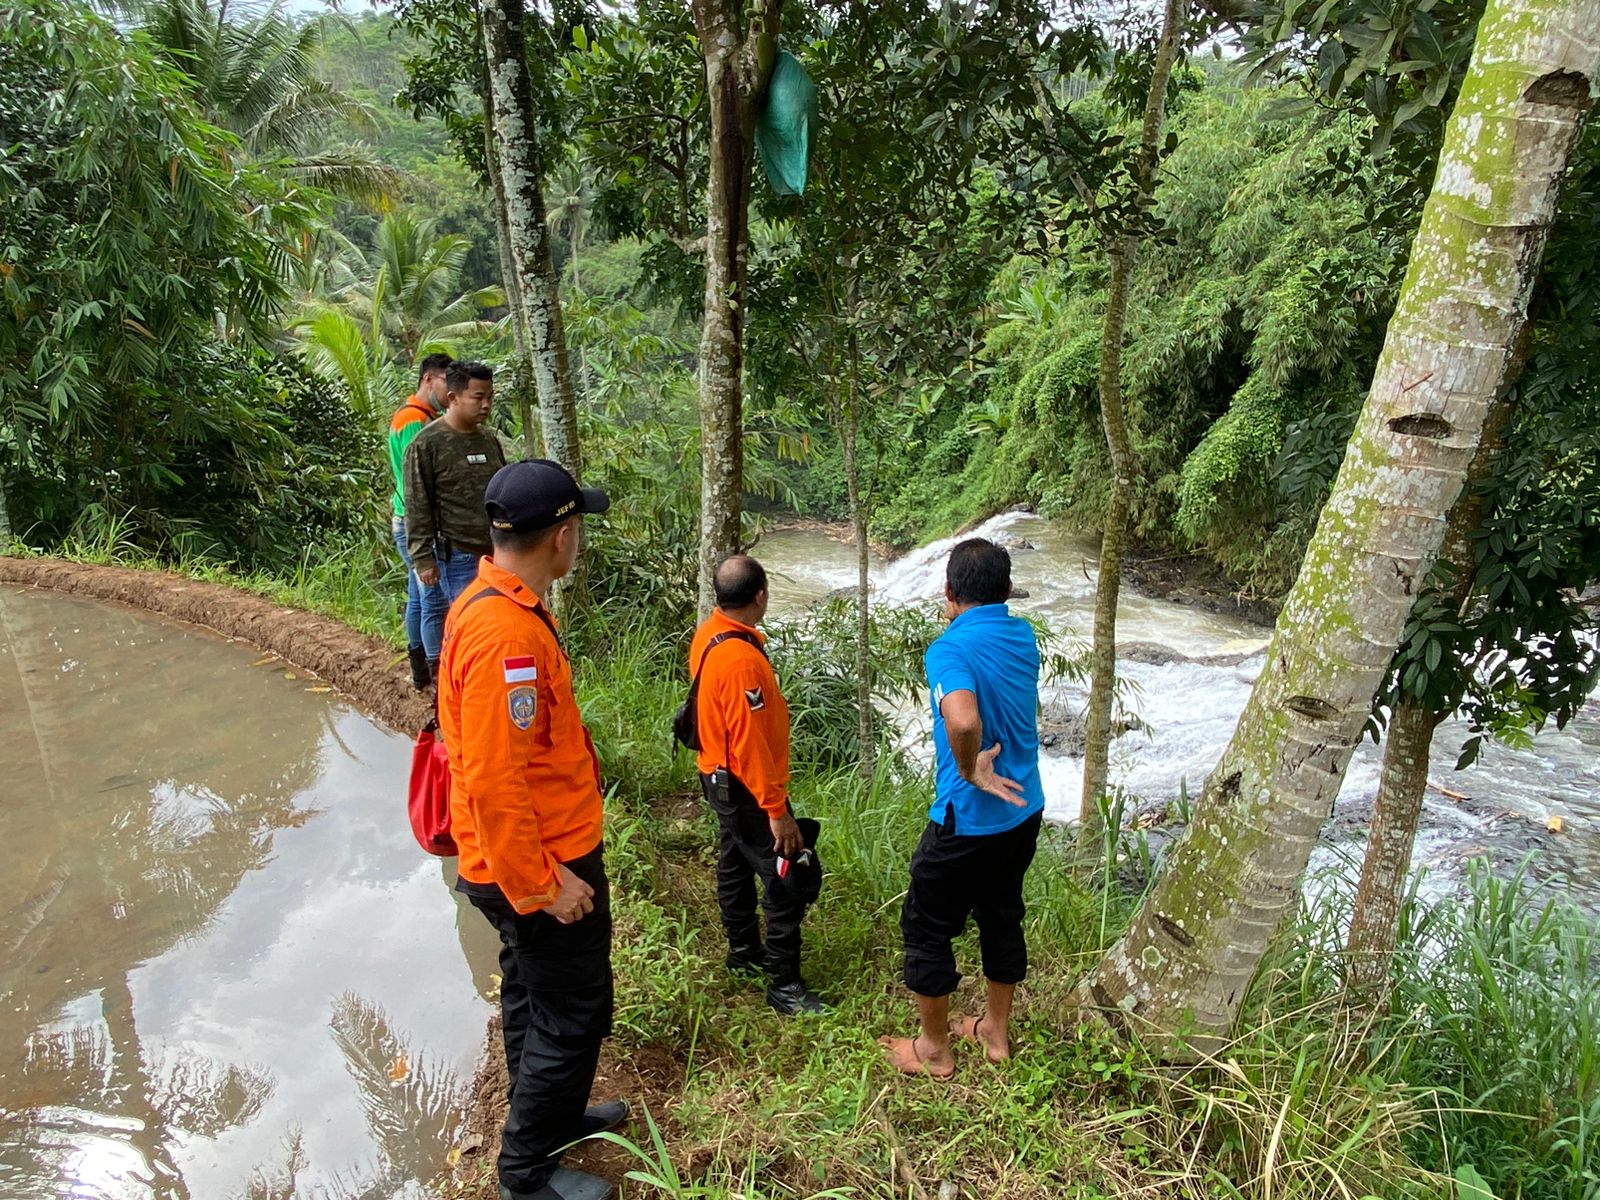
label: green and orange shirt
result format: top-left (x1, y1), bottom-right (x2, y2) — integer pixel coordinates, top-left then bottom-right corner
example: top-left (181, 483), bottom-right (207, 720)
top-left (387, 395), bottom-right (436, 518)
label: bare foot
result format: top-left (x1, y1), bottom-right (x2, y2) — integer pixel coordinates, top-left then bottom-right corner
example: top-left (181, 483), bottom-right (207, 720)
top-left (878, 1034), bottom-right (955, 1078)
top-left (951, 1014), bottom-right (1011, 1063)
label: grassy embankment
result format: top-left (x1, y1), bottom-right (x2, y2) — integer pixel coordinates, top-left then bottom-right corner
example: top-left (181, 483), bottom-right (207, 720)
top-left (11, 533), bottom-right (1600, 1200)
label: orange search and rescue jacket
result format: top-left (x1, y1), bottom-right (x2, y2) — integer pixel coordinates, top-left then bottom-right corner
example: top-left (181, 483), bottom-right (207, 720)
top-left (438, 557), bottom-right (603, 913)
top-left (689, 609), bottom-right (790, 819)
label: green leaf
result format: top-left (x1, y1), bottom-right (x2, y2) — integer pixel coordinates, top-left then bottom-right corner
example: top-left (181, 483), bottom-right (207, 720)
top-left (1455, 1163), bottom-right (1494, 1200)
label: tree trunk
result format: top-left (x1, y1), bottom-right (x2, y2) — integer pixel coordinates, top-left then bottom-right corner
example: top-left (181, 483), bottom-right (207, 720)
top-left (690, 0), bottom-right (781, 619)
top-left (480, 0), bottom-right (582, 479)
top-left (1344, 696), bottom-right (1440, 991)
top-left (1079, 0), bottom-right (1190, 851)
top-left (841, 332), bottom-right (874, 777)
top-left (481, 84), bottom-right (539, 458)
top-left (0, 474), bottom-right (13, 544)
top-left (1079, 240), bottom-right (1137, 852)
top-left (1343, 392), bottom-right (1518, 991)
top-left (1072, 0), bottom-right (1599, 1057)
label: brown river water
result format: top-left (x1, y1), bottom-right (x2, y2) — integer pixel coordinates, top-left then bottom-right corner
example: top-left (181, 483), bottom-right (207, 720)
top-left (0, 586), bottom-right (499, 1199)
top-left (756, 514), bottom-right (1600, 901)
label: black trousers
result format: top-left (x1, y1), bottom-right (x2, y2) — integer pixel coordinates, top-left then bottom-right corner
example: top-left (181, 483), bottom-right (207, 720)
top-left (699, 771), bottom-right (809, 982)
top-left (900, 810), bottom-right (1043, 998)
top-left (465, 845), bottom-right (613, 1196)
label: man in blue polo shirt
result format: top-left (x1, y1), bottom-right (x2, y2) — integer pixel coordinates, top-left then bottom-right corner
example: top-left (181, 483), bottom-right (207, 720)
top-left (880, 537), bottom-right (1044, 1078)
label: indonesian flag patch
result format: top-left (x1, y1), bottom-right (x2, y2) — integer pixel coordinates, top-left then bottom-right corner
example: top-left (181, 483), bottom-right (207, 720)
top-left (503, 655), bottom-right (539, 685)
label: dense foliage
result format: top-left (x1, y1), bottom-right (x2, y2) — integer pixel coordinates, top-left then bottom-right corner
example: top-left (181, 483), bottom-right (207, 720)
top-left (839, 83), bottom-right (1402, 592)
top-left (0, 1), bottom-right (379, 563)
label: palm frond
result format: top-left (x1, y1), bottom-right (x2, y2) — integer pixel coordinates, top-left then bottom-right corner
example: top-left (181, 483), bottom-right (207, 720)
top-left (279, 148), bottom-right (404, 204)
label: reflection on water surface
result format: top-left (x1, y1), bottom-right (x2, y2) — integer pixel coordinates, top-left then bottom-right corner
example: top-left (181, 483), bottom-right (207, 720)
top-left (0, 587), bottom-right (499, 1199)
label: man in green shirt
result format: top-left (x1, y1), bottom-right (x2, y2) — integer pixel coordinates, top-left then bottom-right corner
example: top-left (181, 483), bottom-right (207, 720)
top-left (403, 360), bottom-right (507, 679)
top-left (388, 353), bottom-right (451, 689)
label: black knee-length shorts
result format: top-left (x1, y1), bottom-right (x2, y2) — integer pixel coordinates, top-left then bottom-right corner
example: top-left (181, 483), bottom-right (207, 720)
top-left (900, 810), bottom-right (1043, 997)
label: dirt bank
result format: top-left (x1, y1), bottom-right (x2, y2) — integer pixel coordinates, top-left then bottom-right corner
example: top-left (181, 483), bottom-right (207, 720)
top-left (1122, 548), bottom-right (1279, 628)
top-left (0, 556), bottom-right (431, 734)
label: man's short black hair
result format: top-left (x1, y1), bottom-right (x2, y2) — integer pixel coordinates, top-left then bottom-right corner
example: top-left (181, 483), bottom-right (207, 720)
top-left (445, 360), bottom-right (493, 393)
top-left (490, 515), bottom-right (573, 554)
top-left (947, 538), bottom-right (1011, 606)
top-left (417, 352), bottom-right (452, 384)
top-left (714, 554), bottom-right (768, 610)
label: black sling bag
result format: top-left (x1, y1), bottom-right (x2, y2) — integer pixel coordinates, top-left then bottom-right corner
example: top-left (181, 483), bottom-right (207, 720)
top-left (672, 630), bottom-right (764, 752)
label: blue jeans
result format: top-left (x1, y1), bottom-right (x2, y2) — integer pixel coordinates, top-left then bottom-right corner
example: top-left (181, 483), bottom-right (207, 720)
top-left (391, 515), bottom-right (423, 650)
top-left (420, 542), bottom-right (484, 659)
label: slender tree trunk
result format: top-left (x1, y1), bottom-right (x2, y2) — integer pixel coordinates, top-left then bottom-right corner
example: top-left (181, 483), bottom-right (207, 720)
top-left (690, 0), bottom-right (782, 619)
top-left (480, 86), bottom-right (539, 457)
top-left (1079, 0), bottom-right (1190, 854)
top-left (1073, 0), bottom-right (1600, 1057)
top-left (842, 331), bottom-right (873, 777)
top-left (1080, 240), bottom-right (1137, 850)
top-left (0, 474), bottom-right (13, 544)
top-left (1344, 697), bottom-right (1441, 991)
top-left (1343, 393), bottom-right (1517, 991)
top-left (480, 0), bottom-right (582, 479)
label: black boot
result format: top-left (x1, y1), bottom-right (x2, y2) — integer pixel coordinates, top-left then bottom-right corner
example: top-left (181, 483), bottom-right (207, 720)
top-left (577, 1099), bottom-right (630, 1138)
top-left (498, 1168), bottom-right (613, 1200)
top-left (766, 978), bottom-right (826, 1015)
top-left (407, 645), bottom-right (431, 690)
top-left (765, 959), bottom-right (825, 1015)
top-left (426, 657), bottom-right (440, 689)
top-left (725, 939), bottom-right (766, 975)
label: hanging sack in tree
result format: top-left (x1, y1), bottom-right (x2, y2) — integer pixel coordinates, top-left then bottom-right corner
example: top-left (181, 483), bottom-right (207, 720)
top-left (673, 630), bottom-right (765, 752)
top-left (755, 50), bottom-right (819, 197)
top-left (409, 716), bottom-right (456, 856)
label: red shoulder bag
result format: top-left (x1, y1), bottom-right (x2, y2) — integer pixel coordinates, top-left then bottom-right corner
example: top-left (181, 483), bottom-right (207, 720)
top-left (408, 716), bottom-right (456, 856)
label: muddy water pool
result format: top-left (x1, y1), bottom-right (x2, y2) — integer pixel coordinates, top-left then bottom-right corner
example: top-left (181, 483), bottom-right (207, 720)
top-left (0, 586), bottom-right (500, 1199)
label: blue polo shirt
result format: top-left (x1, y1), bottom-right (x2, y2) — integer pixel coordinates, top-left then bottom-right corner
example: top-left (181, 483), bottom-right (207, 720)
top-left (925, 603), bottom-right (1045, 836)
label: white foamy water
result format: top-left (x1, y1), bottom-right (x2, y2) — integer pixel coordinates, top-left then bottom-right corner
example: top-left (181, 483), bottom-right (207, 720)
top-left (757, 513), bottom-right (1600, 898)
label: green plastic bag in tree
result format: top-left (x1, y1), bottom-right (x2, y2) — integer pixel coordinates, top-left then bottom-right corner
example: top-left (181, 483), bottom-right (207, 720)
top-left (756, 50), bottom-right (818, 197)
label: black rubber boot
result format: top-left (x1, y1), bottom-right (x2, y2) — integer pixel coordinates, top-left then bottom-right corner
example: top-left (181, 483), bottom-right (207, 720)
top-left (407, 645), bottom-right (431, 690)
top-left (426, 657), bottom-right (440, 689)
top-left (498, 1168), bottom-right (613, 1200)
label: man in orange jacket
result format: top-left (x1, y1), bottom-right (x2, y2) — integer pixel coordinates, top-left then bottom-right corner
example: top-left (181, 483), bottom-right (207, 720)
top-left (689, 554), bottom-right (824, 1015)
top-left (437, 459), bottom-right (622, 1200)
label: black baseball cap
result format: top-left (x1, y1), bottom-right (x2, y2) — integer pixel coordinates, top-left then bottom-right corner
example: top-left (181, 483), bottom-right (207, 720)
top-left (485, 459), bottom-right (610, 533)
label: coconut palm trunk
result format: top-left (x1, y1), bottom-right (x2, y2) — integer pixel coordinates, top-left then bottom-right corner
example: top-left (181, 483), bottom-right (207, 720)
top-left (1073, 0), bottom-right (1600, 1056)
top-left (1079, 0), bottom-right (1190, 851)
top-left (689, 0), bottom-right (782, 618)
top-left (479, 0), bottom-right (582, 479)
